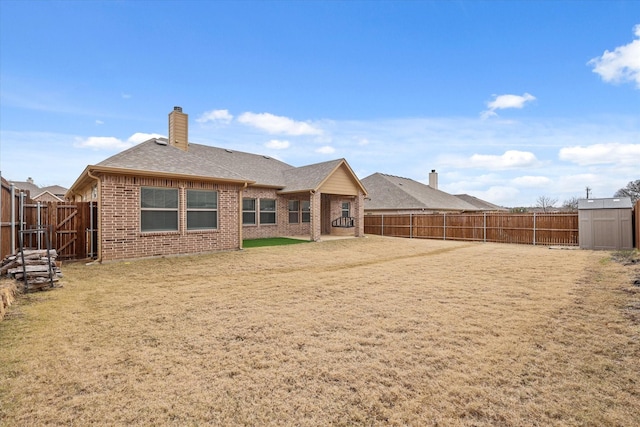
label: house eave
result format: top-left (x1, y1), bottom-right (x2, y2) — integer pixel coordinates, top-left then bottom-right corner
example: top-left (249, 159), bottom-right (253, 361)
top-left (67, 165), bottom-right (254, 198)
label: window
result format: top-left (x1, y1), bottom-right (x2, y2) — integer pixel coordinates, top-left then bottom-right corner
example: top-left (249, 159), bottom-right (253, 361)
top-left (141, 187), bottom-right (178, 232)
top-left (243, 198), bottom-right (256, 225)
top-left (301, 200), bottom-right (311, 223)
top-left (288, 200), bottom-right (299, 223)
top-left (341, 202), bottom-right (351, 218)
top-left (187, 190), bottom-right (217, 230)
top-left (260, 198), bottom-right (276, 224)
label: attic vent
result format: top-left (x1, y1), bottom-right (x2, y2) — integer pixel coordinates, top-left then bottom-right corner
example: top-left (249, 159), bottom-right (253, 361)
top-left (263, 155), bottom-right (271, 159)
top-left (155, 139), bottom-right (168, 146)
top-left (225, 149), bottom-right (233, 153)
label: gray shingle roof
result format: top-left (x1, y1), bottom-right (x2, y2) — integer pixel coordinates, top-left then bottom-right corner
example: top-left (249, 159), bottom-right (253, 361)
top-left (98, 139), bottom-right (250, 182)
top-left (92, 138), bottom-right (356, 193)
top-left (9, 180), bottom-right (41, 195)
top-left (281, 159), bottom-right (345, 193)
top-left (362, 173), bottom-right (480, 211)
top-left (454, 194), bottom-right (507, 211)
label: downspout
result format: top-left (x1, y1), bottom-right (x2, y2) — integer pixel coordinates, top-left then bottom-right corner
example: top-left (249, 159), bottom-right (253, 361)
top-left (86, 170), bottom-right (102, 264)
top-left (239, 182), bottom-right (248, 249)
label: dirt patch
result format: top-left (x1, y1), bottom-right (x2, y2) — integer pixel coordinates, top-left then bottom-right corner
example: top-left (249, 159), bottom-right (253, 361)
top-left (1, 236), bottom-right (639, 426)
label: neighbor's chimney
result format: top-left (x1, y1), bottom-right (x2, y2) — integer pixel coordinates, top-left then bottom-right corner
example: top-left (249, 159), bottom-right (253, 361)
top-left (429, 169), bottom-right (438, 189)
top-left (168, 106), bottom-right (188, 151)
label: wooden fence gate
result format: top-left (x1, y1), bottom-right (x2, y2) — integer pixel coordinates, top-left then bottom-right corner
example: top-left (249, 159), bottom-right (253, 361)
top-left (1, 180), bottom-right (97, 260)
top-left (21, 202), bottom-right (97, 260)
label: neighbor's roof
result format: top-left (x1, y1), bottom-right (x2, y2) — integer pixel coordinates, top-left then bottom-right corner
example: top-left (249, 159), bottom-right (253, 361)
top-left (40, 185), bottom-right (68, 196)
top-left (9, 181), bottom-right (68, 198)
top-left (9, 180), bottom-right (40, 195)
top-left (362, 173), bottom-right (481, 212)
top-left (455, 194), bottom-right (508, 211)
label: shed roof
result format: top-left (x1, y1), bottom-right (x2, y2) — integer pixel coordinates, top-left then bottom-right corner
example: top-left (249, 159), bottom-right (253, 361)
top-left (578, 198), bottom-right (633, 210)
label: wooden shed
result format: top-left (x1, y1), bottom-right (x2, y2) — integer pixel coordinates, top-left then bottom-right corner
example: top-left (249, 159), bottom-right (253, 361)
top-left (578, 198), bottom-right (633, 250)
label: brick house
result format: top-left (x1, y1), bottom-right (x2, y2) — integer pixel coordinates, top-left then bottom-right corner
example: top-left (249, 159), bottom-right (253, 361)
top-left (66, 107), bottom-right (367, 262)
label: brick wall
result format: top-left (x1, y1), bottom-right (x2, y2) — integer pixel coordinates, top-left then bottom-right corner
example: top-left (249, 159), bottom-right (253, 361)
top-left (241, 188), bottom-right (312, 240)
top-left (99, 174), bottom-right (241, 261)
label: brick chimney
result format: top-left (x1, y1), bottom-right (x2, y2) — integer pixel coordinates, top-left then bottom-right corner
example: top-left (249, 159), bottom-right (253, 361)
top-left (168, 106), bottom-right (188, 151)
top-left (429, 169), bottom-right (438, 189)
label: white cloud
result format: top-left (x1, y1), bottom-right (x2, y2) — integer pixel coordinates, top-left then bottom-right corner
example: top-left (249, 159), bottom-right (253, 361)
top-left (265, 139), bottom-right (290, 149)
top-left (95, 120), bottom-right (104, 125)
top-left (315, 146), bottom-right (336, 154)
top-left (121, 93), bottom-right (132, 99)
top-left (75, 132), bottom-right (164, 150)
top-left (588, 24), bottom-right (640, 88)
top-left (238, 112), bottom-right (323, 136)
top-left (468, 150), bottom-right (539, 169)
top-left (196, 109), bottom-right (234, 124)
top-left (481, 93), bottom-right (536, 119)
top-left (511, 175), bottom-right (552, 187)
top-left (559, 143), bottom-right (640, 166)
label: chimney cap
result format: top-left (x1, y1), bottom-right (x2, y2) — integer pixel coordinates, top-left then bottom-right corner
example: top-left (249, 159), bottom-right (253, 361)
top-left (431, 169), bottom-right (436, 173)
top-left (173, 106), bottom-right (183, 112)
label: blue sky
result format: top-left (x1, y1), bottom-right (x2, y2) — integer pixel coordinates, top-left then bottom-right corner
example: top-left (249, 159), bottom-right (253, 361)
top-left (1, 0), bottom-right (638, 207)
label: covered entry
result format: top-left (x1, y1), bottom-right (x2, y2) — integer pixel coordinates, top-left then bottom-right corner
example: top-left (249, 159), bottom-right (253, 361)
top-left (287, 159), bottom-right (367, 241)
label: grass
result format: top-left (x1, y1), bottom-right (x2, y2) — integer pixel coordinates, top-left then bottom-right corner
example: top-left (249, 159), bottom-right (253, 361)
top-left (242, 237), bottom-right (309, 248)
top-left (1, 236), bottom-right (639, 426)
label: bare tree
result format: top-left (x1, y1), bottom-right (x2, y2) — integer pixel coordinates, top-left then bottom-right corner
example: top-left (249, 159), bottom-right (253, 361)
top-left (535, 195), bottom-right (558, 213)
top-left (614, 179), bottom-right (640, 204)
top-left (562, 196), bottom-right (579, 211)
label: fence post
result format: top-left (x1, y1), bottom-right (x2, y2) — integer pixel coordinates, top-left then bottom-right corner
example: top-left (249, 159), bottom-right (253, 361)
top-left (10, 184), bottom-right (16, 254)
top-left (37, 202), bottom-right (42, 249)
top-left (483, 211), bottom-right (487, 243)
top-left (443, 212), bottom-right (446, 240)
top-left (381, 214), bottom-right (384, 237)
top-left (410, 213), bottom-right (413, 239)
top-left (533, 212), bottom-right (536, 245)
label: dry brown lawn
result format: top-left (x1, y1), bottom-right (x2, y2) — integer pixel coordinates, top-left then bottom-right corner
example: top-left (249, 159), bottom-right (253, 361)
top-left (1, 236), bottom-right (639, 426)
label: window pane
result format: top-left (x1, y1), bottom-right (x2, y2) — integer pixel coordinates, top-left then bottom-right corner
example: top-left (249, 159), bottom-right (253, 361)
top-left (288, 200), bottom-right (299, 223)
top-left (187, 211), bottom-right (217, 229)
top-left (243, 198), bottom-right (256, 211)
top-left (141, 188), bottom-right (178, 208)
top-left (342, 202), bottom-right (350, 217)
top-left (187, 190), bottom-right (217, 209)
top-left (243, 212), bottom-right (256, 225)
top-left (141, 211), bottom-right (178, 231)
top-left (260, 199), bottom-right (276, 211)
top-left (302, 200), bottom-right (311, 223)
top-left (260, 212), bottom-right (276, 224)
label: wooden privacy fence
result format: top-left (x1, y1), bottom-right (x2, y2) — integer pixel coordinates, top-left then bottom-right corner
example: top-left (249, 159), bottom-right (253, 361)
top-left (364, 212), bottom-right (579, 246)
top-left (1, 180), bottom-right (97, 260)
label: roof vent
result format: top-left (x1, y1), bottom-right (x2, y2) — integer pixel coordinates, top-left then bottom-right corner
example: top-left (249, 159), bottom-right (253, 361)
top-left (225, 149), bottom-right (233, 153)
top-left (263, 155), bottom-right (271, 159)
top-left (155, 139), bottom-right (168, 146)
